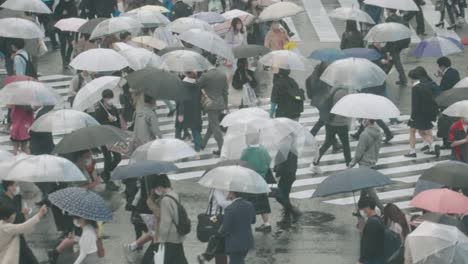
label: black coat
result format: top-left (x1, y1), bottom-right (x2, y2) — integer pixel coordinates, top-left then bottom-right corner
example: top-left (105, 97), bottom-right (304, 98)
top-left (410, 81), bottom-right (439, 124)
top-left (305, 64), bottom-right (329, 107)
top-left (222, 198), bottom-right (256, 253)
top-left (271, 75), bottom-right (305, 119)
top-left (176, 81), bottom-right (202, 130)
top-left (232, 69), bottom-right (257, 90)
top-left (340, 31), bottom-right (364, 50)
top-left (440, 67), bottom-right (461, 91)
top-left (30, 106), bottom-right (54, 155)
top-left (170, 0), bottom-right (193, 21)
top-left (94, 101), bottom-right (121, 128)
top-left (359, 216), bottom-right (385, 263)
top-left (54, 0), bottom-right (78, 20)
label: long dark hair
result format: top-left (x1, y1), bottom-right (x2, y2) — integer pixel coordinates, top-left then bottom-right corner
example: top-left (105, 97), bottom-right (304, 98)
top-left (383, 203), bottom-right (410, 238)
top-left (231, 17), bottom-right (244, 34)
top-left (246, 0), bottom-right (262, 14)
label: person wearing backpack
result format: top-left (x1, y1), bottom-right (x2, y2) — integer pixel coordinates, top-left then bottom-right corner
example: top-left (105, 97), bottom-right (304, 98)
top-left (10, 39), bottom-right (36, 78)
top-left (357, 196), bottom-right (385, 264)
top-left (269, 69), bottom-right (304, 121)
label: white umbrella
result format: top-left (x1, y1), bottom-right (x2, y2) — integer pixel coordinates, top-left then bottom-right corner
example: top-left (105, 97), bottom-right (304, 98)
top-left (122, 9), bottom-right (170, 28)
top-left (259, 50), bottom-right (310, 71)
top-left (199, 165), bottom-right (269, 194)
top-left (258, 2), bottom-right (304, 22)
top-left (443, 100), bottom-right (468, 117)
top-left (0, 18), bottom-right (44, 39)
top-left (160, 50), bottom-right (213, 72)
top-left (214, 9), bottom-right (256, 35)
top-left (320, 58), bottom-right (387, 90)
top-left (72, 76), bottom-right (122, 111)
top-left (0, 81), bottom-right (61, 106)
top-left (113, 42), bottom-right (136, 51)
top-left (406, 222), bottom-right (468, 264)
top-left (0, 150), bottom-right (13, 162)
top-left (329, 7), bottom-right (375, 24)
top-left (331, 94), bottom-right (400, 119)
top-left (273, 118), bottom-right (318, 162)
top-left (131, 36), bottom-right (168, 50)
top-left (220, 107), bottom-right (269, 127)
top-left (128, 5), bottom-right (170, 13)
top-left (168, 17), bottom-right (214, 34)
top-left (90, 17), bottom-right (143, 40)
top-left (3, 155), bottom-right (86, 182)
top-left (69, 48), bottom-right (130, 72)
top-left (54, 18), bottom-right (87, 32)
top-left (364, 22), bottom-right (412, 43)
top-left (454, 77), bottom-right (468, 89)
top-left (30, 109), bottom-right (100, 135)
top-left (1, 0), bottom-right (51, 14)
top-left (130, 139), bottom-right (197, 162)
top-left (179, 29), bottom-right (234, 60)
top-left (119, 47), bottom-right (163, 70)
top-left (0, 154), bottom-right (31, 177)
top-left (364, 0), bottom-right (419, 11)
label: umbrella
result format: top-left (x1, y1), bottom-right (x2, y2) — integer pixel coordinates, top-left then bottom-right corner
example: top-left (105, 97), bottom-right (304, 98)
top-left (412, 36), bottom-right (464, 58)
top-left (312, 168), bottom-right (394, 198)
top-left (331, 94), bottom-right (400, 119)
top-left (329, 7), bottom-right (375, 24)
top-left (259, 50), bottom-right (310, 71)
top-left (436, 88), bottom-right (468, 107)
top-left (157, 46), bottom-right (200, 56)
top-left (258, 0), bottom-right (279, 6)
top-left (130, 139), bottom-right (197, 162)
top-left (414, 179), bottom-right (444, 196)
top-left (410, 189), bottom-right (468, 214)
top-left (159, 50), bottom-right (213, 72)
top-left (0, 150), bottom-right (13, 162)
top-left (54, 18), bottom-right (87, 32)
top-left (258, 2), bottom-right (304, 22)
top-left (119, 47), bottom-right (163, 70)
top-left (364, 0), bottom-right (419, 11)
top-left (113, 42), bottom-right (135, 52)
top-left (1, 0), bottom-right (51, 14)
top-left (191, 12), bottom-right (226, 24)
top-left (78, 18), bottom-right (107, 34)
top-left (30, 109), bottom-right (99, 135)
top-left (443, 100), bottom-right (468, 117)
top-left (131, 36), bottom-right (167, 50)
top-left (0, 154), bottom-right (31, 174)
top-left (128, 5), bottom-right (169, 13)
top-left (204, 160), bottom-right (251, 174)
top-left (54, 125), bottom-right (131, 154)
top-left (0, 18), bottom-right (44, 39)
top-left (364, 22), bottom-right (412, 43)
top-left (90, 17), bottom-right (143, 40)
top-left (419, 160), bottom-right (468, 189)
top-left (198, 165), bottom-right (269, 194)
top-left (126, 67), bottom-right (190, 100)
top-left (214, 9), bottom-right (255, 35)
top-left (69, 48), bottom-right (130, 72)
top-left (233, 45), bottom-right (271, 59)
top-left (454, 77), bottom-right (468, 89)
top-left (179, 29), bottom-right (234, 60)
top-left (3, 75), bottom-right (34, 85)
top-left (72, 76), bottom-right (122, 111)
top-left (320, 58), bottom-right (387, 90)
top-left (406, 222), bottom-right (468, 264)
top-left (220, 107), bottom-right (269, 127)
top-left (111, 161), bottom-right (178, 181)
top-left (343, 48), bottom-right (382, 61)
top-left (308, 48), bottom-right (346, 63)
top-left (168, 17), bottom-right (213, 34)
top-left (49, 187), bottom-right (113, 222)
top-left (3, 155), bottom-right (86, 182)
top-left (122, 9), bottom-right (170, 28)
top-left (419, 213), bottom-right (467, 234)
top-left (0, 81), bottom-right (61, 106)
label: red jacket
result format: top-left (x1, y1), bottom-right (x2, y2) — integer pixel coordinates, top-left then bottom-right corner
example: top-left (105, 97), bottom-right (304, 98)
top-left (449, 119), bottom-right (466, 161)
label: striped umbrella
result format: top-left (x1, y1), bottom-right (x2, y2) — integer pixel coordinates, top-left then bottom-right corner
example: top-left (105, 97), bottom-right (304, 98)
top-left (412, 36), bottom-right (464, 58)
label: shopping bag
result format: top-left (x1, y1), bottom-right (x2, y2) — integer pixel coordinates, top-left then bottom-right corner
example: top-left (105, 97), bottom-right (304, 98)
top-left (242, 83), bottom-right (257, 107)
top-left (154, 243), bottom-right (165, 264)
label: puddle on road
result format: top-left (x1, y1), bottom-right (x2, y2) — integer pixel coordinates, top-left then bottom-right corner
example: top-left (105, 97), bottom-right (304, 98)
top-left (300, 211), bottom-right (336, 226)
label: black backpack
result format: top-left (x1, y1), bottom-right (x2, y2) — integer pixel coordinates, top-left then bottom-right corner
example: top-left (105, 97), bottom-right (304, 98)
top-left (164, 195), bottom-right (192, 236)
top-left (287, 88), bottom-right (305, 116)
top-left (16, 53), bottom-right (38, 79)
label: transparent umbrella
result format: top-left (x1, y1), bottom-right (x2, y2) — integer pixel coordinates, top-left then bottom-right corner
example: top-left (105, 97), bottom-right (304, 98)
top-left (179, 29), bottom-right (234, 60)
top-left (128, 5), bottom-right (169, 13)
top-left (54, 18), bottom-right (87, 32)
top-left (443, 100), bottom-right (468, 117)
top-left (411, 36), bottom-right (464, 58)
top-left (130, 139), bottom-right (197, 162)
top-left (454, 77), bottom-right (468, 89)
top-left (0, 154), bottom-right (31, 177)
top-left (0, 81), bottom-right (61, 106)
top-left (159, 50), bottom-right (213, 72)
top-left (191, 12), bottom-right (226, 24)
top-left (331, 94), bottom-right (400, 119)
top-left (364, 0), bottom-right (419, 11)
top-left (259, 50), bottom-right (310, 71)
top-left (72, 76), bottom-right (122, 111)
top-left (1, 0), bottom-right (51, 14)
top-left (122, 9), bottom-right (170, 28)
top-left (69, 48), bottom-right (130, 72)
top-left (220, 107), bottom-right (269, 127)
top-left (131, 36), bottom-right (167, 50)
top-left (364, 22), bottom-right (412, 43)
top-left (0, 18), bottom-right (44, 39)
top-left (214, 9), bottom-right (255, 35)
top-left (30, 109), bottom-right (100, 135)
top-left (119, 47), bottom-right (163, 70)
top-left (0, 150), bottom-right (13, 162)
top-left (90, 17), bottom-right (143, 40)
top-left (168, 17), bottom-right (213, 34)
top-left (329, 7), bottom-right (375, 24)
top-left (258, 2), bottom-right (304, 22)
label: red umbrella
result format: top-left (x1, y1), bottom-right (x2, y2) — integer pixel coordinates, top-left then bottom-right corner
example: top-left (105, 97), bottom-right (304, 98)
top-left (410, 189), bottom-right (468, 214)
top-left (3, 75), bottom-right (34, 85)
top-left (462, 36), bottom-right (468, 46)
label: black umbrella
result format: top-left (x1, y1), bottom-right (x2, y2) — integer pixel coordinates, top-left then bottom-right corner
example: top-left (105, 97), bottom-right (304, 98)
top-left (419, 213), bottom-right (467, 234)
top-left (54, 125), bottom-right (130, 154)
top-left (436, 88), bottom-right (468, 107)
top-left (126, 67), bottom-right (190, 100)
top-left (111, 160), bottom-right (178, 181)
top-left (78, 18), bottom-right (107, 34)
top-left (233, 45), bottom-right (271, 59)
top-left (420, 161), bottom-right (468, 189)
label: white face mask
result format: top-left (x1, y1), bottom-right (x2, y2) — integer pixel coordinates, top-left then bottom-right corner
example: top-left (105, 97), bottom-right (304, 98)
top-left (154, 189), bottom-right (163, 196)
top-left (13, 186), bottom-right (20, 196)
top-left (73, 219), bottom-right (80, 227)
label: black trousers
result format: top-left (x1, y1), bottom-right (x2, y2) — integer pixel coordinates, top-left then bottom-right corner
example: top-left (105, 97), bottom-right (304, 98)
top-left (19, 235), bottom-right (39, 264)
top-left (404, 3), bottom-right (425, 34)
top-left (440, 0), bottom-right (456, 24)
top-left (58, 32), bottom-right (74, 64)
top-left (275, 175), bottom-right (296, 214)
top-left (101, 146), bottom-right (122, 182)
top-left (229, 251), bottom-right (248, 264)
top-left (317, 125), bottom-right (351, 165)
top-left (142, 242), bottom-right (188, 264)
top-left (390, 51), bottom-right (407, 83)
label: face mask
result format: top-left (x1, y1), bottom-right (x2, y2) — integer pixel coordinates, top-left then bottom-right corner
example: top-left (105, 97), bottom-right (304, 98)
top-left (73, 219), bottom-right (80, 227)
top-left (359, 210), bottom-right (366, 217)
top-left (85, 158), bottom-right (92, 167)
top-left (154, 189), bottom-right (163, 196)
top-left (13, 186), bottom-right (20, 196)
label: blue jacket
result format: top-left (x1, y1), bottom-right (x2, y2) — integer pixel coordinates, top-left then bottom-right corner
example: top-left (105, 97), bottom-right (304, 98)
top-left (440, 67), bottom-right (460, 91)
top-left (223, 198), bottom-right (256, 253)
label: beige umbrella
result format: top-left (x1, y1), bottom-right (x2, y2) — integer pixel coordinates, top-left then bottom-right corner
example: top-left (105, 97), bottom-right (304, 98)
top-left (131, 36), bottom-right (168, 50)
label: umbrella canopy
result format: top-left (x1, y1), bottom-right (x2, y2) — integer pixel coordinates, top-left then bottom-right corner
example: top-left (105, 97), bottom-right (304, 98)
top-left (54, 18), bottom-right (87, 32)
top-left (131, 36), bottom-right (167, 50)
top-left (128, 5), bottom-right (169, 13)
top-left (126, 67), bottom-right (190, 100)
top-left (364, 0), bottom-right (419, 11)
top-left (3, 155), bottom-right (86, 182)
top-left (30, 109), bottom-right (99, 135)
top-left (159, 50), bottom-right (213, 72)
top-left (410, 189), bottom-right (468, 214)
top-left (331, 93), bottom-right (400, 119)
top-left (199, 165), bottom-right (269, 194)
top-left (443, 100), bottom-right (468, 117)
top-left (412, 36), bottom-right (464, 58)
top-left (111, 161), bottom-right (178, 181)
top-left (436, 88), bottom-right (468, 107)
top-left (329, 7), bottom-right (375, 24)
top-left (72, 76), bottom-right (122, 111)
top-left (454, 77), bottom-right (468, 89)
top-left (258, 2), bottom-right (304, 22)
top-left (54, 125), bottom-right (130, 154)
top-left (259, 50), bottom-right (310, 71)
top-left (1, 0), bottom-right (51, 14)
top-left (179, 29), bottom-right (234, 60)
top-left (308, 48), bottom-right (347, 63)
top-left (49, 187), bottom-right (113, 222)
top-left (312, 168), bottom-right (394, 198)
top-left (213, 9), bottom-right (255, 35)
top-left (414, 179), bottom-right (444, 196)
top-left (220, 107), bottom-right (269, 127)
top-left (0, 18), bottom-right (44, 39)
top-left (119, 47), bottom-right (163, 70)
top-left (112, 42), bottom-right (135, 52)
top-left (131, 139), bottom-right (197, 162)
top-left (343, 48), bottom-right (382, 61)
top-left (191, 12), bottom-right (226, 24)
top-left (122, 9), bottom-right (170, 28)
top-left (320, 58), bottom-right (387, 90)
top-left (406, 222), bottom-right (468, 264)
top-left (78, 18), bottom-right (107, 34)
top-left (70, 48), bottom-right (130, 72)
top-left (0, 150), bottom-right (13, 162)
top-left (90, 17), bottom-right (143, 40)
top-left (168, 17), bottom-right (213, 34)
top-left (419, 160), bottom-right (468, 189)
top-left (364, 22), bottom-right (412, 43)
top-left (233, 45), bottom-right (270, 59)
top-left (0, 81), bottom-right (61, 106)
top-left (419, 213), bottom-right (467, 234)
top-left (0, 154), bottom-right (31, 174)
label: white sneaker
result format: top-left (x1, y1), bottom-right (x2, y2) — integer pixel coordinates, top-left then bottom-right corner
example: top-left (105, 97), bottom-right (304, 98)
top-left (309, 163), bottom-right (322, 174)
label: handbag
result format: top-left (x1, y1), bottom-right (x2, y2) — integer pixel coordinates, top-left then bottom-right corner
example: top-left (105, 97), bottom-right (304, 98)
top-left (96, 238), bottom-right (105, 258)
top-left (201, 89), bottom-right (213, 110)
top-left (197, 194), bottom-right (223, 242)
top-left (154, 243), bottom-right (165, 264)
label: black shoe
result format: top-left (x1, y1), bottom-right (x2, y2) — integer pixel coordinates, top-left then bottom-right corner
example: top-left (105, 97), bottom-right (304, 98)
top-left (105, 181), bottom-right (119, 191)
top-left (396, 80), bottom-right (407, 86)
top-left (428, 145), bottom-right (441, 158)
top-left (447, 24), bottom-right (457, 30)
top-left (212, 150), bottom-right (220, 156)
top-left (420, 145), bottom-right (430, 152)
top-left (440, 144), bottom-right (451, 150)
top-left (255, 224), bottom-right (272, 233)
top-left (288, 31), bottom-right (295, 37)
top-left (435, 21), bottom-right (445, 28)
top-left (404, 153), bottom-right (416, 158)
top-left (350, 133), bottom-right (359, 140)
top-left (291, 207), bottom-right (302, 224)
top-left (384, 134), bottom-right (394, 144)
top-left (390, 119), bottom-right (402, 125)
top-left (48, 250), bottom-right (58, 264)
top-left (167, 109), bottom-right (175, 117)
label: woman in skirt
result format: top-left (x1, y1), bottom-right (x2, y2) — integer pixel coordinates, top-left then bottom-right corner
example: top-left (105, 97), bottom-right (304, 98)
top-left (9, 105), bottom-right (33, 154)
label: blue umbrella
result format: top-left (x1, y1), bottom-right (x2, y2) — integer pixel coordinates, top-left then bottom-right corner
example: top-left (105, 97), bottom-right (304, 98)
top-left (411, 36), bottom-right (464, 58)
top-left (191, 12), bottom-right (226, 24)
top-left (308, 48), bottom-right (346, 63)
top-left (49, 187), bottom-right (113, 222)
top-left (343, 48), bottom-right (382, 61)
top-left (111, 160), bottom-right (178, 181)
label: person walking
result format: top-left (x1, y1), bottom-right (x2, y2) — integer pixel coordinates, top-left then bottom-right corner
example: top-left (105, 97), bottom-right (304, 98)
top-left (340, 20), bottom-right (364, 50)
top-left (404, 0), bottom-right (426, 36)
top-left (449, 117), bottom-right (468, 162)
top-left (134, 95), bottom-right (163, 147)
top-left (269, 69), bottom-right (305, 120)
top-left (436, 0), bottom-right (458, 30)
top-left (70, 217), bottom-right (102, 264)
top-left (357, 196), bottom-right (385, 264)
top-left (225, 18), bottom-right (248, 48)
top-left (436, 56), bottom-right (460, 91)
top-left (385, 9), bottom-right (410, 86)
top-left (10, 106), bottom-right (33, 155)
top-left (10, 39), bottom-right (36, 77)
top-left (264, 21), bottom-right (289, 51)
top-left (233, 58), bottom-right (258, 105)
top-left (54, 0), bottom-right (78, 69)
top-left (170, 0), bottom-right (193, 21)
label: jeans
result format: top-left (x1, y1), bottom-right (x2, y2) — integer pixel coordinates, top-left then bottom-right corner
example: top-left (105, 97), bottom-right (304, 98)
top-left (176, 127), bottom-right (201, 152)
top-left (202, 110), bottom-right (224, 151)
top-left (404, 3), bottom-right (425, 34)
top-left (228, 251), bottom-right (248, 264)
top-left (58, 32), bottom-right (74, 64)
top-left (390, 51), bottom-right (407, 84)
top-left (101, 146), bottom-right (122, 182)
top-left (317, 125), bottom-right (351, 166)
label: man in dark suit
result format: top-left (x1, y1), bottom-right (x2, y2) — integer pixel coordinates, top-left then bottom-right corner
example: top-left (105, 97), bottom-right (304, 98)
top-left (223, 192), bottom-right (256, 264)
top-left (437, 56), bottom-right (461, 91)
top-left (404, 0), bottom-right (426, 36)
